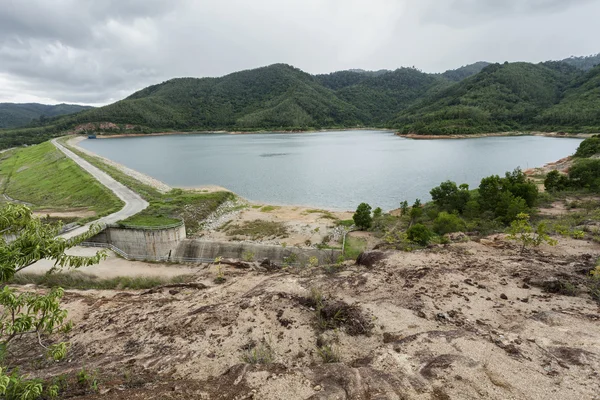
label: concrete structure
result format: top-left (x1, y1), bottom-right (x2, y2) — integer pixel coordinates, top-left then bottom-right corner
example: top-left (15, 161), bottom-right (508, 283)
top-left (88, 223), bottom-right (186, 260)
top-left (174, 239), bottom-right (341, 265)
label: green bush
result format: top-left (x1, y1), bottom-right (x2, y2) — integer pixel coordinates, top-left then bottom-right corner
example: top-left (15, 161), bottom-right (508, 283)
top-left (406, 224), bottom-right (433, 246)
top-left (574, 135), bottom-right (600, 158)
top-left (569, 158), bottom-right (600, 191)
top-left (430, 181), bottom-right (471, 213)
top-left (433, 212), bottom-right (466, 235)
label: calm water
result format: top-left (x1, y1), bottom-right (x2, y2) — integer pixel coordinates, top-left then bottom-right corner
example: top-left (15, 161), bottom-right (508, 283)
top-left (80, 130), bottom-right (582, 211)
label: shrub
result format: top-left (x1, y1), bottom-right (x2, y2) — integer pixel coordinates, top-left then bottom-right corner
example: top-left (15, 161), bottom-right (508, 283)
top-left (507, 213), bottom-right (557, 253)
top-left (433, 212), bottom-right (466, 235)
top-left (568, 158), bottom-right (600, 191)
top-left (574, 135), bottom-right (600, 158)
top-left (406, 224), bottom-right (433, 246)
top-left (373, 207), bottom-right (382, 218)
top-left (353, 203), bottom-right (372, 230)
top-left (544, 170), bottom-right (570, 192)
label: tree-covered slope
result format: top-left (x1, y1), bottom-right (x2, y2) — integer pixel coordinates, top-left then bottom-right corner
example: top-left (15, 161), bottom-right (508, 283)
top-left (0, 103), bottom-right (92, 129)
top-left (333, 68), bottom-right (450, 124)
top-left (558, 54), bottom-right (600, 71)
top-left (536, 64), bottom-right (600, 131)
top-left (440, 62), bottom-right (491, 82)
top-left (74, 64), bottom-right (363, 130)
top-left (392, 62), bottom-right (580, 134)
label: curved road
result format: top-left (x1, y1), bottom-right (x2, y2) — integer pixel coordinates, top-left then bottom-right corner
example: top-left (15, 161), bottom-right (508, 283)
top-left (51, 138), bottom-right (149, 239)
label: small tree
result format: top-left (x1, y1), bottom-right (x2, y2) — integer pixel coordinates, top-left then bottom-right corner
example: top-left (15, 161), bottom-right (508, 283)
top-left (373, 207), bottom-right (382, 218)
top-left (353, 203), bottom-right (372, 230)
top-left (409, 199), bottom-right (423, 226)
top-left (399, 201), bottom-right (409, 216)
top-left (507, 213), bottom-right (557, 253)
top-left (0, 204), bottom-right (104, 398)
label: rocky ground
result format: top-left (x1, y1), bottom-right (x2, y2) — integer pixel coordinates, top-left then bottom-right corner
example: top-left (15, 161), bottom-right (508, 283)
top-left (9, 234), bottom-right (600, 399)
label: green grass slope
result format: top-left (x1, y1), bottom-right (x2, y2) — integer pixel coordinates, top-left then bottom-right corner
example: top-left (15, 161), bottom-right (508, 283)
top-left (0, 103), bottom-right (92, 129)
top-left (393, 62), bottom-right (580, 134)
top-left (0, 141), bottom-right (123, 217)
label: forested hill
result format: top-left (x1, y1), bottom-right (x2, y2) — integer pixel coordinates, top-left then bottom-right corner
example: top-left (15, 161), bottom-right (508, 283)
top-left (1, 54), bottom-right (600, 149)
top-left (394, 62), bottom-right (600, 134)
top-left (0, 103), bottom-right (92, 129)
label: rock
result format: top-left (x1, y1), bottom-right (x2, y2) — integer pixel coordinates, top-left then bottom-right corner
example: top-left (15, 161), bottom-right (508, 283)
top-left (313, 385), bottom-right (322, 391)
top-left (500, 293), bottom-right (508, 300)
top-left (356, 251), bottom-right (386, 268)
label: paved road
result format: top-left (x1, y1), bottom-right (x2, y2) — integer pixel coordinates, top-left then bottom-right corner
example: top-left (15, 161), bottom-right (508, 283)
top-left (51, 138), bottom-right (149, 239)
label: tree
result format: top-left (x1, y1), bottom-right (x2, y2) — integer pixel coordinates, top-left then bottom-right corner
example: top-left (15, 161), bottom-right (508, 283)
top-left (373, 207), bottom-right (382, 218)
top-left (353, 203), bottom-right (372, 230)
top-left (430, 181), bottom-right (471, 213)
top-left (507, 213), bottom-right (557, 253)
top-left (409, 199), bottom-right (422, 226)
top-left (0, 204), bottom-right (104, 398)
top-left (399, 201), bottom-right (409, 216)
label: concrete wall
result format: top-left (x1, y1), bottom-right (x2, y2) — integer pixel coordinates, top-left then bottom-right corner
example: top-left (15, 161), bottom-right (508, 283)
top-left (174, 239), bottom-right (341, 265)
top-left (88, 224), bottom-right (186, 259)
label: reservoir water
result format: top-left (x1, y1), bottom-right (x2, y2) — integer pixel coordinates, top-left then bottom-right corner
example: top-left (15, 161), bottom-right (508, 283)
top-left (79, 130), bottom-right (582, 211)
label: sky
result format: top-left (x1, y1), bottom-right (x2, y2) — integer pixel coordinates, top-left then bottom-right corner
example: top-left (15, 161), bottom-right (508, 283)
top-left (1, 0), bottom-right (599, 106)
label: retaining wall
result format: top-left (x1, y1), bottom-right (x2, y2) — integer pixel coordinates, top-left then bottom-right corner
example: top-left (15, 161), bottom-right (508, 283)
top-left (173, 239), bottom-right (341, 265)
top-left (87, 224), bottom-right (186, 259)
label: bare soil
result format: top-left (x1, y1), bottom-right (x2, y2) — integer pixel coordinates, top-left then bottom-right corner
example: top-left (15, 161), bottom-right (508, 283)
top-left (11, 234), bottom-right (600, 399)
top-left (199, 203), bottom-right (353, 247)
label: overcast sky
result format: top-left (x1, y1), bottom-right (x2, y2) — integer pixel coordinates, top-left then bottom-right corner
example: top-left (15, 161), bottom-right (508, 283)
top-left (1, 0), bottom-right (599, 106)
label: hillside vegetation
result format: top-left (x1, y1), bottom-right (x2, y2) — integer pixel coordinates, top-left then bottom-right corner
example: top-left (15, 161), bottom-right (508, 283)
top-left (1, 54), bottom-right (600, 147)
top-left (0, 103), bottom-right (92, 129)
top-left (0, 142), bottom-right (122, 218)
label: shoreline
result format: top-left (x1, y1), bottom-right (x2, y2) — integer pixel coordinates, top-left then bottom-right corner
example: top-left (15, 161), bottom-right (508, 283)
top-left (81, 129), bottom-right (593, 140)
top-left (396, 131), bottom-right (593, 140)
top-left (88, 127), bottom-right (396, 139)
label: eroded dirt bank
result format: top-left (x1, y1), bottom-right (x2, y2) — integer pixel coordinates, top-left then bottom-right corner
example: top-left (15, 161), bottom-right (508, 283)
top-left (11, 236), bottom-right (600, 399)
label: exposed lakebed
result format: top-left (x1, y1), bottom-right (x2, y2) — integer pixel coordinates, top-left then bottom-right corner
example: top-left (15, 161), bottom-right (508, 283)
top-left (80, 130), bottom-right (582, 211)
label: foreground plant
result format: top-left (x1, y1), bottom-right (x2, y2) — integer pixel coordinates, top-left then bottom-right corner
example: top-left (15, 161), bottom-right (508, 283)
top-left (507, 213), bottom-right (557, 253)
top-left (0, 204), bottom-right (105, 399)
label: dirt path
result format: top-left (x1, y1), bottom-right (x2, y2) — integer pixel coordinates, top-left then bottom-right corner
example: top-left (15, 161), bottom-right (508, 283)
top-left (51, 138), bottom-right (149, 239)
top-left (24, 246), bottom-right (199, 278)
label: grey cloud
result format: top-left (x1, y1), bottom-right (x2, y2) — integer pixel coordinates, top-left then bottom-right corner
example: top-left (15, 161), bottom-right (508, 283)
top-left (415, 0), bottom-right (597, 27)
top-left (0, 0), bottom-right (598, 105)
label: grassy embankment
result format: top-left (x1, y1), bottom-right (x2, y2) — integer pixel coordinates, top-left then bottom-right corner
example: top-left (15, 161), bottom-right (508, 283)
top-left (0, 142), bottom-right (123, 223)
top-left (60, 138), bottom-right (234, 232)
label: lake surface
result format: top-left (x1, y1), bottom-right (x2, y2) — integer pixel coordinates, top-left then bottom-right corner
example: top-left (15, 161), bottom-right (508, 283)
top-left (80, 130), bottom-right (582, 211)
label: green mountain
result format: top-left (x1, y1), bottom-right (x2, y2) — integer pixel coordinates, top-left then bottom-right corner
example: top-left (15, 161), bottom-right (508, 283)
top-left (558, 54), bottom-right (600, 71)
top-left (2, 54), bottom-right (600, 149)
top-left (0, 103), bottom-right (92, 129)
top-left (74, 64), bottom-right (363, 130)
top-left (333, 68), bottom-right (450, 124)
top-left (440, 62), bottom-right (491, 82)
top-left (537, 64), bottom-right (600, 130)
top-left (393, 62), bottom-right (581, 134)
